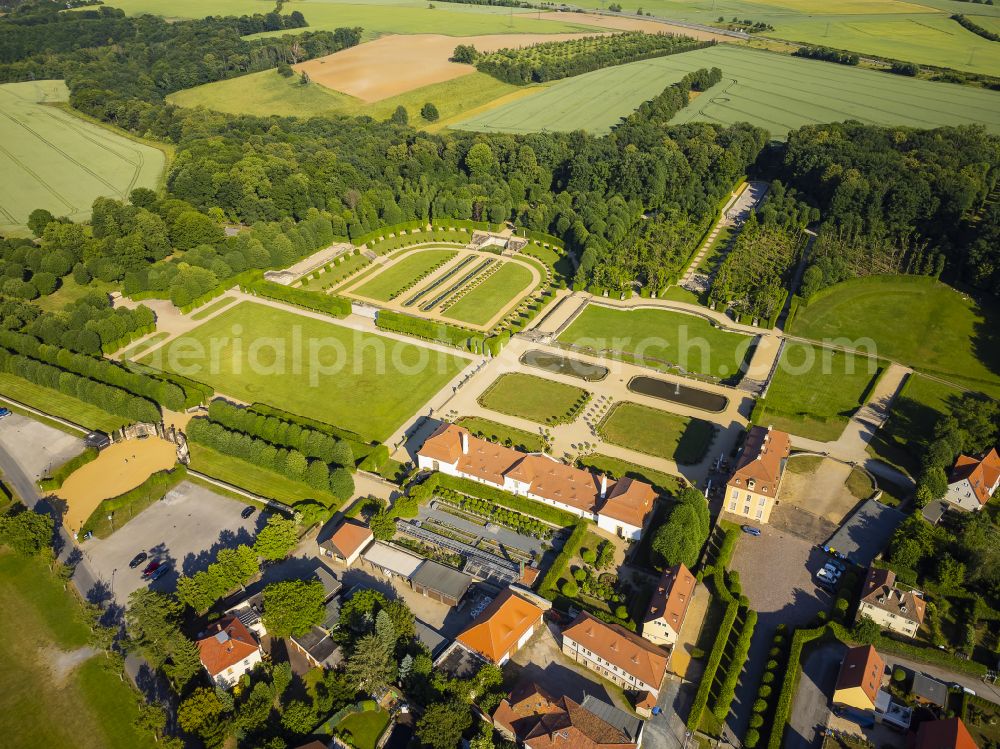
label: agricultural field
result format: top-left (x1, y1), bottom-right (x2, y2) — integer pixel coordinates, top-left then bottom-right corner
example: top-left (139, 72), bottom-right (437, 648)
top-left (352, 249), bottom-right (457, 302)
top-left (790, 277), bottom-right (1000, 396)
top-left (0, 552), bottom-right (157, 749)
top-left (441, 261), bottom-right (535, 327)
top-left (477, 372), bottom-right (589, 425)
top-left (0, 81), bottom-right (165, 234)
top-left (558, 304), bottom-right (755, 381)
top-left (598, 401), bottom-right (715, 465)
top-left (756, 343), bottom-right (885, 442)
top-left (456, 45), bottom-right (1000, 138)
top-left (139, 302), bottom-right (468, 442)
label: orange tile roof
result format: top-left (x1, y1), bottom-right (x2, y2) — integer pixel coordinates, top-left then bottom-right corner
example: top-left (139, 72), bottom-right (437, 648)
top-left (644, 563), bottom-right (696, 635)
top-left (323, 518), bottom-right (373, 558)
top-left (197, 616), bottom-right (259, 676)
top-left (950, 448), bottom-right (1000, 506)
top-left (916, 718), bottom-right (980, 749)
top-left (727, 426), bottom-right (790, 496)
top-left (419, 424), bottom-right (654, 527)
top-left (456, 588), bottom-right (544, 663)
top-left (834, 645), bottom-right (885, 707)
top-left (563, 612), bottom-right (669, 689)
top-left (492, 682), bottom-right (563, 739)
top-left (523, 696), bottom-right (637, 749)
top-left (860, 567), bottom-right (926, 625)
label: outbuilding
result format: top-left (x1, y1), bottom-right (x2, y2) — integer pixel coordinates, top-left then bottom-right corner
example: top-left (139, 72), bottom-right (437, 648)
top-left (410, 559), bottom-right (473, 606)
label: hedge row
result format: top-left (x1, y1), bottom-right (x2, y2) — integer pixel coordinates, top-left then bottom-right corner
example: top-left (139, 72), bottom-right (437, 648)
top-left (428, 472), bottom-right (579, 527)
top-left (0, 348), bottom-right (160, 423)
top-left (244, 277), bottom-right (351, 318)
top-left (435, 488), bottom-right (550, 539)
top-left (713, 608), bottom-right (758, 720)
top-left (766, 625), bottom-right (828, 749)
top-left (248, 402), bottom-right (372, 458)
top-left (376, 310), bottom-right (485, 352)
top-left (687, 598), bottom-right (740, 730)
top-left (39, 448), bottom-right (99, 491)
top-left (539, 520), bottom-right (588, 599)
top-left (826, 621), bottom-right (988, 677)
top-left (81, 465), bottom-right (187, 538)
top-left (744, 627), bottom-right (790, 747)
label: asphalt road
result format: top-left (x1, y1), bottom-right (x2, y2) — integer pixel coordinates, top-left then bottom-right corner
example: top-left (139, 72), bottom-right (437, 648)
top-left (787, 641), bottom-right (847, 749)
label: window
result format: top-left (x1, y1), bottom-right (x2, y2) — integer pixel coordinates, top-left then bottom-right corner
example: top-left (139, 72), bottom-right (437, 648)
top-left (745, 493), bottom-right (752, 501)
top-left (755, 509), bottom-right (763, 520)
top-left (731, 489), bottom-right (739, 499)
top-left (748, 480), bottom-right (756, 490)
top-left (729, 500), bottom-right (737, 511)
top-left (744, 506), bottom-right (750, 515)
top-left (758, 497), bottom-right (766, 508)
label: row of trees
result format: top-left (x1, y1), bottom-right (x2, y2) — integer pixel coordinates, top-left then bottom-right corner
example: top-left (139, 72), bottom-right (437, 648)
top-left (0, 347), bottom-right (160, 422)
top-left (207, 399), bottom-right (356, 468)
top-left (186, 418), bottom-right (355, 501)
top-left (792, 46), bottom-right (860, 66)
top-left (473, 32), bottom-right (710, 84)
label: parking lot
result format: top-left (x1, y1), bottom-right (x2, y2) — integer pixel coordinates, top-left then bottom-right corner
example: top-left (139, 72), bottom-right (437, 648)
top-left (0, 412), bottom-right (84, 480)
top-left (83, 481), bottom-right (264, 606)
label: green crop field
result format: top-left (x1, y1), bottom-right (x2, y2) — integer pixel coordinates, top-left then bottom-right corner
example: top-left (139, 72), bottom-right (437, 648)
top-left (598, 401), bottom-right (715, 465)
top-left (0, 552), bottom-right (157, 749)
top-left (353, 249), bottom-right (457, 301)
top-left (456, 45), bottom-right (1000, 138)
top-left (790, 277), bottom-right (1000, 396)
top-left (558, 304), bottom-right (755, 381)
top-left (140, 302), bottom-right (467, 441)
top-left (0, 81), bottom-right (165, 234)
top-left (101, 0), bottom-right (597, 36)
top-left (478, 372), bottom-right (589, 425)
top-left (442, 261), bottom-right (535, 326)
top-left (756, 342), bottom-right (884, 442)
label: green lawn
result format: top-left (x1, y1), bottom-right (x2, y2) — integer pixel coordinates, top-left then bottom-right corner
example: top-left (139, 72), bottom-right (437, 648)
top-left (757, 343), bottom-right (884, 442)
top-left (335, 706), bottom-right (390, 749)
top-left (696, 224), bottom-right (734, 274)
top-left (0, 552), bottom-right (157, 749)
top-left (790, 277), bottom-right (1000, 397)
top-left (0, 372), bottom-right (126, 432)
top-left (867, 373), bottom-right (967, 475)
top-left (189, 297), bottom-right (234, 320)
top-left (299, 254), bottom-right (371, 291)
top-left (442, 261), bottom-right (535, 326)
top-left (558, 304), bottom-right (755, 381)
top-left (576, 453), bottom-right (681, 495)
top-left (0, 81), bottom-right (164, 234)
top-left (456, 45), bottom-right (1000, 138)
top-left (354, 249), bottom-right (457, 302)
top-left (456, 416), bottom-right (546, 452)
top-left (598, 401), bottom-right (715, 465)
top-left (32, 277), bottom-right (116, 313)
top-left (477, 372), bottom-right (589, 425)
top-left (119, 332), bottom-right (170, 360)
top-left (139, 302), bottom-right (467, 442)
top-left (189, 443), bottom-right (341, 507)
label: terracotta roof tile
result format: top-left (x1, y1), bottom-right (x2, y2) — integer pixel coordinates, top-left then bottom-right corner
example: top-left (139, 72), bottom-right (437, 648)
top-left (950, 448), bottom-right (1000, 506)
top-left (456, 588), bottom-right (544, 663)
top-left (835, 645), bottom-right (884, 707)
top-left (726, 426), bottom-right (790, 496)
top-left (320, 518), bottom-right (373, 558)
top-left (197, 616), bottom-right (259, 676)
top-left (563, 612), bottom-right (668, 689)
top-left (644, 563), bottom-right (696, 635)
top-left (915, 718), bottom-right (980, 749)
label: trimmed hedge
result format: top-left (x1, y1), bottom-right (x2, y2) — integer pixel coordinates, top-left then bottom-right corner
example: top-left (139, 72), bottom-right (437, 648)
top-left (376, 310), bottom-right (484, 352)
top-left (539, 520), bottom-right (588, 599)
top-left (80, 465), bottom-right (187, 538)
top-left (39, 448), bottom-right (99, 491)
top-left (245, 277), bottom-right (351, 318)
top-left (688, 598), bottom-right (740, 730)
top-left (427, 472), bottom-right (578, 527)
top-left (713, 608), bottom-right (758, 720)
top-left (766, 624), bottom-right (828, 749)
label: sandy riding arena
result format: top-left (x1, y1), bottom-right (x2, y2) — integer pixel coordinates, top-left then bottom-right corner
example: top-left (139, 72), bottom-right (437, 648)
top-left (56, 438), bottom-right (178, 536)
top-left (535, 12), bottom-right (732, 42)
top-left (294, 32), bottom-right (604, 102)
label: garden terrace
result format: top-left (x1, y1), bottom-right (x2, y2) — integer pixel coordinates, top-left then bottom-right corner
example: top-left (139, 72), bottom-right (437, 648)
top-left (455, 416), bottom-right (548, 453)
top-left (598, 402), bottom-right (716, 465)
top-left (477, 372), bottom-right (590, 426)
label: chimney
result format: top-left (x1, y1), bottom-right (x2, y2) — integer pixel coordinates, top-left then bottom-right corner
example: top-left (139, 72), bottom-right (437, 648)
top-left (461, 431), bottom-right (469, 455)
top-left (600, 474), bottom-right (608, 499)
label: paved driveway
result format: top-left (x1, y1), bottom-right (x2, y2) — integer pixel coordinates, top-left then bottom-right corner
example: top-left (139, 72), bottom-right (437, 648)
top-left (787, 641), bottom-right (847, 749)
top-left (0, 412), bottom-right (84, 479)
top-left (83, 481), bottom-right (265, 606)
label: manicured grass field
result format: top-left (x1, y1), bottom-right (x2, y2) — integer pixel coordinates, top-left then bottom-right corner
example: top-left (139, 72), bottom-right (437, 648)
top-left (478, 372), bottom-right (589, 425)
top-left (0, 372), bottom-right (126, 432)
top-left (299, 254), bottom-right (371, 291)
top-left (757, 343), bottom-right (884, 442)
top-left (189, 297), bottom-right (234, 321)
top-left (140, 302), bottom-right (468, 441)
top-left (558, 304), bottom-right (755, 381)
top-left (456, 415), bottom-right (547, 452)
top-left (0, 552), bottom-right (157, 749)
top-left (868, 373), bottom-right (967, 475)
top-left (790, 277), bottom-right (1000, 396)
top-left (354, 249), bottom-right (457, 301)
top-left (119, 332), bottom-right (170, 359)
top-left (442, 261), bottom-right (535, 326)
top-left (456, 45), bottom-right (1000, 138)
top-left (0, 81), bottom-right (164, 233)
top-left (335, 707), bottom-right (391, 749)
top-left (577, 452), bottom-right (681, 495)
top-left (598, 401), bottom-right (715, 465)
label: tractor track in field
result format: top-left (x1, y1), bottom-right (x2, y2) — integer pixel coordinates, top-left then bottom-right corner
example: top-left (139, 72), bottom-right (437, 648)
top-left (0, 138), bottom-right (77, 214)
top-left (39, 106), bottom-right (146, 187)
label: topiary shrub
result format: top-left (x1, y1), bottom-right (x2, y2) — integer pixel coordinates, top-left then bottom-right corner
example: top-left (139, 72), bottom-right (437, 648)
top-left (752, 699), bottom-right (767, 713)
top-left (745, 729), bottom-right (760, 748)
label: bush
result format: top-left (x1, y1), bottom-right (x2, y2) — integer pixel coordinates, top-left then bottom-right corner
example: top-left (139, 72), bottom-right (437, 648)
top-left (247, 278), bottom-right (350, 318)
top-left (893, 667), bottom-right (906, 682)
top-left (758, 685), bottom-right (772, 698)
top-left (749, 714), bottom-right (764, 729)
top-left (39, 448), bottom-right (99, 491)
top-left (561, 579), bottom-right (579, 597)
top-left (745, 729), bottom-right (760, 748)
top-left (581, 548), bottom-right (597, 564)
top-left (713, 608), bottom-right (758, 720)
top-left (420, 102), bottom-right (439, 121)
top-left (376, 310), bottom-right (483, 352)
top-left (687, 599), bottom-right (739, 730)
top-left (753, 699), bottom-right (767, 713)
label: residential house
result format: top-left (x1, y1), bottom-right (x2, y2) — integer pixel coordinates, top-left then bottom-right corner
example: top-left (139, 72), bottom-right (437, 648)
top-left (492, 681), bottom-right (644, 749)
top-left (855, 567), bottom-right (925, 638)
top-left (725, 426), bottom-right (791, 524)
top-left (832, 645), bottom-right (885, 712)
top-left (196, 616), bottom-right (262, 688)
top-left (915, 718), bottom-right (980, 749)
top-left (561, 612), bottom-right (669, 699)
top-left (641, 563), bottom-right (696, 648)
top-left (455, 587), bottom-right (546, 665)
top-left (913, 673), bottom-right (949, 709)
top-left (318, 518), bottom-right (374, 565)
top-left (945, 448), bottom-right (1000, 512)
top-left (417, 424), bottom-right (656, 540)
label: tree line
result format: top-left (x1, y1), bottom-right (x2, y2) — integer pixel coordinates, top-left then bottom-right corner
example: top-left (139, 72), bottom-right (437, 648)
top-left (792, 46), bottom-right (860, 66)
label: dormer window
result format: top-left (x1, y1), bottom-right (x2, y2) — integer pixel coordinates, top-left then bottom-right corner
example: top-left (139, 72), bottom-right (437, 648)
top-left (748, 480), bottom-right (756, 490)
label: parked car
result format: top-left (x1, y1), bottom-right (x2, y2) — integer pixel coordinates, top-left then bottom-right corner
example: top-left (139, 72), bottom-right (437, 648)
top-left (128, 552), bottom-right (148, 569)
top-left (825, 558), bottom-right (847, 573)
top-left (148, 565), bottom-right (170, 582)
top-left (822, 562), bottom-right (843, 578)
top-left (241, 506), bottom-right (256, 519)
top-left (0, 407), bottom-right (10, 419)
top-left (817, 567), bottom-right (840, 586)
top-left (741, 525), bottom-right (762, 537)
top-left (141, 560), bottom-right (161, 578)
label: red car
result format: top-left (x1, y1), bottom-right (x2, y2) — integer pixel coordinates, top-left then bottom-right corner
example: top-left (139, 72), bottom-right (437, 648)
top-left (141, 560), bottom-right (161, 578)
